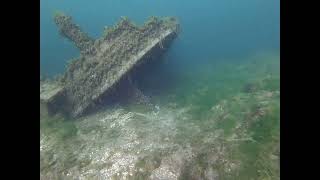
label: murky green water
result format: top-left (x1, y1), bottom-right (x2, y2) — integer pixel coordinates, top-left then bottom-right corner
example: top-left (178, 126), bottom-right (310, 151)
top-left (40, 53), bottom-right (279, 180)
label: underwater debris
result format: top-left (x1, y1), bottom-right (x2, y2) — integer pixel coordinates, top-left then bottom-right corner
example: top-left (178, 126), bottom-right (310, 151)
top-left (40, 80), bottom-right (65, 117)
top-left (41, 12), bottom-right (180, 118)
top-left (242, 82), bottom-right (258, 93)
top-left (54, 12), bottom-right (95, 55)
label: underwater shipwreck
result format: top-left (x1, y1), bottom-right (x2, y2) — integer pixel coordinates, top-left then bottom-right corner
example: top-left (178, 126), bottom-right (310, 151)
top-left (40, 12), bottom-right (279, 180)
top-left (40, 13), bottom-right (180, 118)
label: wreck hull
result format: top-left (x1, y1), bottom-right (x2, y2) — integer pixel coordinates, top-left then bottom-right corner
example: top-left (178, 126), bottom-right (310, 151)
top-left (72, 29), bottom-right (178, 117)
top-left (78, 30), bottom-right (178, 117)
top-left (41, 14), bottom-right (179, 118)
top-left (40, 82), bottom-right (66, 117)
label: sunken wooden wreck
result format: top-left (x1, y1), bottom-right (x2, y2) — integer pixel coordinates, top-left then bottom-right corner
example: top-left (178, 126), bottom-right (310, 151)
top-left (40, 13), bottom-right (180, 118)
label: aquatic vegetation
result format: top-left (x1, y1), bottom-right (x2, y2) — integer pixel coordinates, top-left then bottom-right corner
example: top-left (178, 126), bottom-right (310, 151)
top-left (40, 54), bottom-right (279, 179)
top-left (41, 114), bottom-right (77, 141)
top-left (40, 89), bottom-right (279, 179)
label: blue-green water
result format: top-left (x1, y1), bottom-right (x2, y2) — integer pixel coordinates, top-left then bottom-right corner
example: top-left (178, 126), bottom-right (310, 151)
top-left (40, 0), bottom-right (280, 179)
top-left (40, 0), bottom-right (279, 76)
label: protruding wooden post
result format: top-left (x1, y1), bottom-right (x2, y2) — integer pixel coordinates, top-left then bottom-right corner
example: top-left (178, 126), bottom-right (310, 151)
top-left (54, 13), bottom-right (95, 55)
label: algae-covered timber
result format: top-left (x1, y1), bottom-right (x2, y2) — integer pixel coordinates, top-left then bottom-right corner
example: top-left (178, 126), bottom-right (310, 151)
top-left (40, 80), bottom-right (65, 117)
top-left (40, 13), bottom-right (180, 118)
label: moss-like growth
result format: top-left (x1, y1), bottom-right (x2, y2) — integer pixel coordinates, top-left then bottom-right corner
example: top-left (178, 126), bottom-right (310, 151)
top-left (52, 10), bottom-right (65, 19)
top-left (51, 12), bottom-right (180, 118)
top-left (102, 16), bottom-right (139, 39)
top-left (53, 12), bottom-right (95, 55)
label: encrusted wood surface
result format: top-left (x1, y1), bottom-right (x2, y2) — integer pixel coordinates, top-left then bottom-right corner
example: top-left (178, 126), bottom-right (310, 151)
top-left (41, 14), bottom-right (179, 118)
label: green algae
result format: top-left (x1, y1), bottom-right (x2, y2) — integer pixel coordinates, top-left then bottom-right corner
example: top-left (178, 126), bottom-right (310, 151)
top-left (40, 52), bottom-right (280, 179)
top-left (40, 115), bottom-right (77, 141)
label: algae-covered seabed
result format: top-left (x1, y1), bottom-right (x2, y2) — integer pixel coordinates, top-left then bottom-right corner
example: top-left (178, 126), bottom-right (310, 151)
top-left (40, 52), bottom-right (280, 180)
